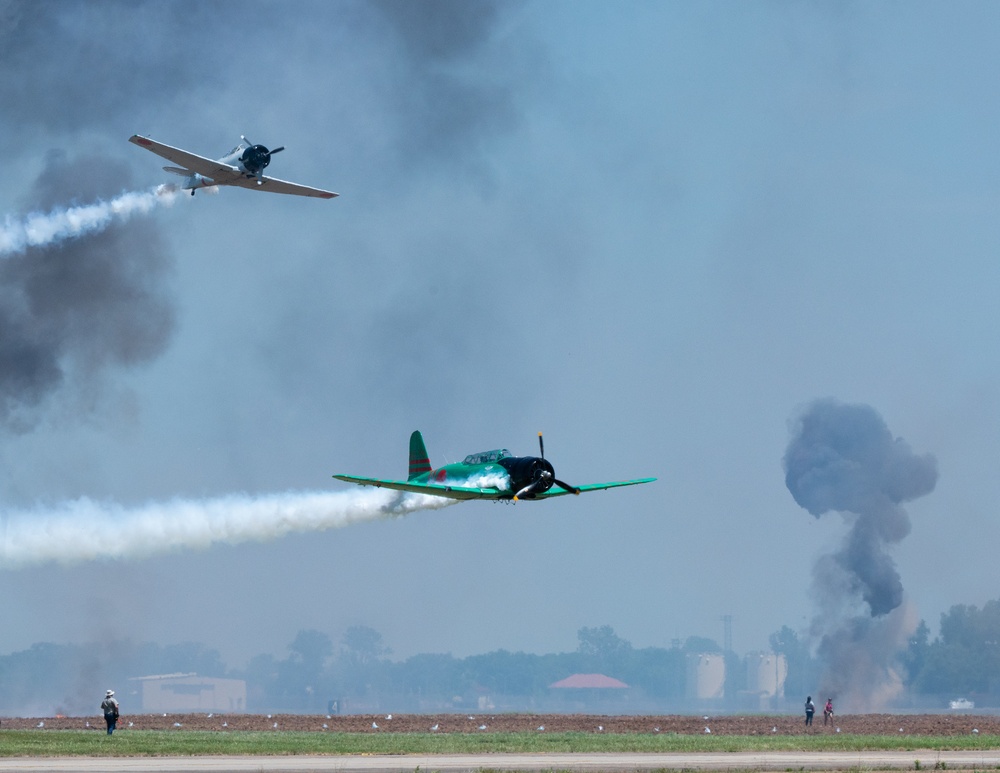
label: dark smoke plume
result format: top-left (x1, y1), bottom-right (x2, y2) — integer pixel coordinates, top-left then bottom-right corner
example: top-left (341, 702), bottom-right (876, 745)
top-left (784, 399), bottom-right (937, 708)
top-left (0, 152), bottom-right (175, 432)
top-left (0, 0), bottom-right (238, 133)
top-left (785, 399), bottom-right (936, 616)
top-left (366, 0), bottom-right (523, 172)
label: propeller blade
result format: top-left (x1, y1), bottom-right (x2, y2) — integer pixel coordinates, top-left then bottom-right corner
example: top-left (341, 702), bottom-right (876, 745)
top-left (554, 478), bottom-right (580, 495)
top-left (268, 146), bottom-right (284, 154)
top-left (513, 482), bottom-right (538, 501)
top-left (240, 134), bottom-right (253, 146)
top-left (538, 432), bottom-right (544, 459)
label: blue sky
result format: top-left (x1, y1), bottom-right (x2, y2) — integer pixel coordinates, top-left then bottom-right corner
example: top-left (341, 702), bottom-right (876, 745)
top-left (1, 1), bottom-right (999, 672)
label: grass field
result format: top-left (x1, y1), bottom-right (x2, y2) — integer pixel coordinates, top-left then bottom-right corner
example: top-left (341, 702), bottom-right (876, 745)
top-left (2, 730), bottom-right (999, 757)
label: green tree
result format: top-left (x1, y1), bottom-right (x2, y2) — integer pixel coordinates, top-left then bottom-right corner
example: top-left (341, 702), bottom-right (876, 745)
top-left (683, 635), bottom-right (721, 653)
top-left (289, 630), bottom-right (333, 672)
top-left (769, 625), bottom-right (816, 701)
top-left (334, 626), bottom-right (391, 701)
top-left (341, 625), bottom-right (389, 666)
top-left (620, 646), bottom-right (685, 700)
top-left (910, 600), bottom-right (1000, 696)
top-left (902, 619), bottom-right (930, 682)
top-left (577, 626), bottom-right (632, 659)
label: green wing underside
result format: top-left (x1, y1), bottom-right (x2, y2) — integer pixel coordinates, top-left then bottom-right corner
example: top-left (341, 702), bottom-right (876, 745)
top-left (332, 475), bottom-right (656, 501)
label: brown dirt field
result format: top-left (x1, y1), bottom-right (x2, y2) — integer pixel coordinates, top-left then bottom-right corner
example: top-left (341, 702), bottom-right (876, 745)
top-left (1, 712), bottom-right (997, 735)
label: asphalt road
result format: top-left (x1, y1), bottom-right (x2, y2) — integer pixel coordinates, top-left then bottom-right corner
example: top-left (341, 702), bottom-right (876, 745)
top-left (2, 751), bottom-right (1000, 772)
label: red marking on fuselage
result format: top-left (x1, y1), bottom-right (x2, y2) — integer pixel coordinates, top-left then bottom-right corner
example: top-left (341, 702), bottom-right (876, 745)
top-left (435, 469), bottom-right (447, 482)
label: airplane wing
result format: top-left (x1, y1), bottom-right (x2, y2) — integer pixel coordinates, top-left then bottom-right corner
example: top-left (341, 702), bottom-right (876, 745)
top-left (333, 475), bottom-right (504, 501)
top-left (129, 135), bottom-right (243, 183)
top-left (129, 135), bottom-right (338, 198)
top-left (223, 174), bottom-right (338, 199)
top-left (534, 478), bottom-right (657, 498)
top-left (334, 474), bottom-right (656, 501)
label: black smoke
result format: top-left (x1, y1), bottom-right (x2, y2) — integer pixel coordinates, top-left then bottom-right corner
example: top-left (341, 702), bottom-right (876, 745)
top-left (784, 399), bottom-right (937, 708)
top-left (0, 0), bottom-right (240, 133)
top-left (365, 0), bottom-right (525, 173)
top-left (0, 152), bottom-right (175, 432)
top-left (785, 399), bottom-right (936, 616)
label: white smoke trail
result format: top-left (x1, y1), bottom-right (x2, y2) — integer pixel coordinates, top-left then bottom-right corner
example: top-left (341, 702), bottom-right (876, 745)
top-left (0, 488), bottom-right (456, 568)
top-left (449, 471), bottom-right (511, 490)
top-left (0, 184), bottom-right (180, 257)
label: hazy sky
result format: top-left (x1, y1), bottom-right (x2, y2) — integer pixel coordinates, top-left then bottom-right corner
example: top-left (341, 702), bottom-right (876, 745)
top-left (1, 1), bottom-right (999, 671)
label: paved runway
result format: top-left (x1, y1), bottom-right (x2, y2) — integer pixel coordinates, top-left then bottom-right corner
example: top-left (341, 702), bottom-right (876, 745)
top-left (2, 750), bottom-right (1000, 772)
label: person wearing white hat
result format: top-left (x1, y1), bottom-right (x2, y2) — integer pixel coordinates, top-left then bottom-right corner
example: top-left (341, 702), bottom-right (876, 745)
top-left (100, 690), bottom-right (120, 735)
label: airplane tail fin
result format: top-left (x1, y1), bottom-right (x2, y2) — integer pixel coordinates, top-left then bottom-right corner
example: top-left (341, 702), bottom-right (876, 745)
top-left (408, 431), bottom-right (432, 480)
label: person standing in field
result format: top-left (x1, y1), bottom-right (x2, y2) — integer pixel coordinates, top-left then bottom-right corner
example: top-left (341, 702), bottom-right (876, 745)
top-left (100, 689), bottom-right (119, 735)
top-left (804, 696), bottom-right (815, 726)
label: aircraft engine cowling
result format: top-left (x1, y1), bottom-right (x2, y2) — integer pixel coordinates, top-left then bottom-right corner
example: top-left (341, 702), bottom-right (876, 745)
top-left (240, 144), bottom-right (273, 176)
top-left (498, 456), bottom-right (555, 499)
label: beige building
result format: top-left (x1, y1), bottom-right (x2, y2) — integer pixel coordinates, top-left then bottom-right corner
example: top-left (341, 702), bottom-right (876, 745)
top-left (130, 673), bottom-right (246, 713)
top-left (685, 653), bottom-right (726, 700)
top-left (745, 651), bottom-right (787, 699)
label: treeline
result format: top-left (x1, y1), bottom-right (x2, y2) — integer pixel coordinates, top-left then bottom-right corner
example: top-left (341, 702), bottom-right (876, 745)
top-left (2, 601), bottom-right (1000, 715)
top-left (244, 625), bottom-right (706, 712)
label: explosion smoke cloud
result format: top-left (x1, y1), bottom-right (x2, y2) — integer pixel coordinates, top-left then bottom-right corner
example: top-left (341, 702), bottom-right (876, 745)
top-left (0, 185), bottom-right (179, 257)
top-left (784, 399), bottom-right (938, 710)
top-left (0, 488), bottom-right (456, 568)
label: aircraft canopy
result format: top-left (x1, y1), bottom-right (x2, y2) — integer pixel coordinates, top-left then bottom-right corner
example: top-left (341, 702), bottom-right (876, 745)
top-left (462, 449), bottom-right (512, 465)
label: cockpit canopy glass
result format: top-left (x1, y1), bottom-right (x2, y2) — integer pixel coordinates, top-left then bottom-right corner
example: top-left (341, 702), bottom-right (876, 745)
top-left (462, 449), bottom-right (512, 465)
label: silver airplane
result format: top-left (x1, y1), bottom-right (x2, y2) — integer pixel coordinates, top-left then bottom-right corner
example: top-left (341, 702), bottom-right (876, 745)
top-left (128, 134), bottom-right (338, 198)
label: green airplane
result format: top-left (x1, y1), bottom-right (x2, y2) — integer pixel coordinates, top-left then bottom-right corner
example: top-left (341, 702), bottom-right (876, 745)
top-left (334, 431), bottom-right (656, 502)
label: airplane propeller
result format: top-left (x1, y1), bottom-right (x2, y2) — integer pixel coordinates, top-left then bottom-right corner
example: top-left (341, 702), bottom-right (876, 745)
top-left (512, 432), bottom-right (580, 500)
top-left (239, 135), bottom-right (285, 181)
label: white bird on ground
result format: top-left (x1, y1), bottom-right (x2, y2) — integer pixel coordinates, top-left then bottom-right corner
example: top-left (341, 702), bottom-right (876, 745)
top-left (386, 714), bottom-right (392, 720)
top-left (273, 722), bottom-right (278, 729)
top-left (537, 725), bottom-right (545, 731)
top-left (478, 724), bottom-right (487, 730)
top-left (431, 724), bottom-right (439, 731)
top-left (322, 724), bottom-right (328, 729)
top-left (704, 727), bottom-right (711, 733)
top-left (372, 722), bottom-right (379, 729)
top-left (36, 721), bottom-right (44, 728)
